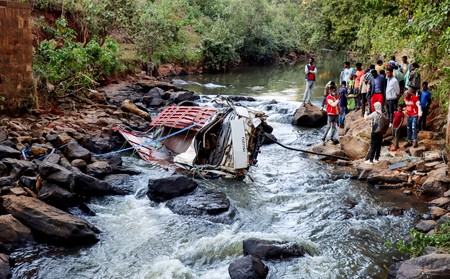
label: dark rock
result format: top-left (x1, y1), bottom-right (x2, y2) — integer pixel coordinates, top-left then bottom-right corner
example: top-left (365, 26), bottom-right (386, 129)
top-left (0, 253), bottom-right (11, 279)
top-left (415, 220), bottom-right (436, 233)
top-left (38, 182), bottom-right (77, 210)
top-left (101, 154), bottom-right (122, 168)
top-left (0, 129), bottom-right (7, 142)
top-left (1, 195), bottom-right (99, 245)
top-left (367, 171), bottom-right (408, 185)
top-left (420, 167), bottom-right (450, 197)
top-left (170, 91), bottom-right (200, 104)
top-left (112, 166), bottom-right (141, 175)
top-left (38, 160), bottom-right (74, 187)
top-left (2, 158), bottom-right (37, 178)
top-left (18, 176), bottom-right (37, 190)
top-left (436, 213), bottom-right (450, 230)
top-left (0, 214), bottom-right (34, 244)
top-left (149, 97), bottom-right (164, 107)
top-left (147, 175), bottom-right (197, 202)
top-left (261, 133), bottom-right (277, 145)
top-left (166, 189), bottom-right (236, 224)
top-left (291, 104), bottom-right (327, 127)
top-left (0, 144), bottom-right (21, 159)
top-left (228, 256), bottom-right (268, 279)
top-left (0, 162), bottom-right (7, 177)
top-left (64, 142), bottom-right (91, 163)
top-left (86, 161), bottom-right (113, 178)
top-left (0, 177), bottom-right (14, 187)
top-left (103, 174), bottom-right (134, 195)
top-left (243, 238), bottom-right (306, 260)
top-left (73, 172), bottom-right (112, 196)
top-left (388, 253), bottom-right (450, 279)
top-left (145, 87), bottom-right (164, 98)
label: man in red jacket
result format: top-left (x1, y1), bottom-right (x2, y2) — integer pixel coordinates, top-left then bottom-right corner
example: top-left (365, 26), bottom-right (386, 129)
top-left (322, 84), bottom-right (340, 145)
top-left (404, 89), bottom-right (422, 148)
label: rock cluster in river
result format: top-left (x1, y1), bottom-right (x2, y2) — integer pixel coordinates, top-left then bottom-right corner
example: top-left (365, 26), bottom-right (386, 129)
top-left (228, 238), bottom-right (308, 279)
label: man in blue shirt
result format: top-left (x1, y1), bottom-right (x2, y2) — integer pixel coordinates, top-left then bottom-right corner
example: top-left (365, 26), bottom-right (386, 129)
top-left (338, 81), bottom-right (348, 128)
top-left (418, 81), bottom-right (432, 131)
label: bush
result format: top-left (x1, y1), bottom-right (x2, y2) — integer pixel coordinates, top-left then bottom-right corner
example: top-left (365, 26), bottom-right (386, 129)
top-left (33, 18), bottom-right (124, 95)
top-left (388, 222), bottom-right (450, 257)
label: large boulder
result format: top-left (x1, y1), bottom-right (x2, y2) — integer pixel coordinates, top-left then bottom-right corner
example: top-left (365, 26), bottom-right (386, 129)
top-left (243, 238), bottom-right (306, 260)
top-left (86, 161), bottom-right (113, 178)
top-left (38, 182), bottom-right (78, 210)
top-left (420, 167), bottom-right (450, 197)
top-left (73, 172), bottom-right (112, 197)
top-left (165, 189), bottom-right (236, 224)
top-left (340, 135), bottom-right (370, 160)
top-left (1, 158), bottom-right (37, 180)
top-left (367, 171), bottom-right (409, 185)
top-left (291, 103), bottom-right (326, 127)
top-left (388, 253), bottom-right (450, 279)
top-left (147, 175), bottom-right (198, 202)
top-left (38, 160), bottom-right (74, 187)
top-left (64, 141), bottom-right (91, 163)
top-left (0, 144), bottom-right (21, 159)
top-left (0, 214), bottom-right (34, 244)
top-left (228, 256), bottom-right (268, 279)
top-left (1, 195), bottom-right (99, 245)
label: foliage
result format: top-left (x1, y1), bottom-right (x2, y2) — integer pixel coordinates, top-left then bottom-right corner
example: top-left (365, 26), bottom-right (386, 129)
top-left (389, 222), bottom-right (450, 257)
top-left (33, 18), bottom-right (124, 95)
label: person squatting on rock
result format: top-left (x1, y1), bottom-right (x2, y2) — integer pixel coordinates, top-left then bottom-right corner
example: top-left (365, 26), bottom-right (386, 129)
top-left (391, 105), bottom-right (405, 151)
top-left (322, 80), bottom-right (336, 110)
top-left (385, 67), bottom-right (401, 124)
top-left (403, 89), bottom-right (422, 148)
top-left (303, 57), bottom-right (316, 105)
top-left (322, 84), bottom-right (340, 145)
top-left (364, 102), bottom-right (384, 164)
top-left (417, 81), bottom-right (432, 131)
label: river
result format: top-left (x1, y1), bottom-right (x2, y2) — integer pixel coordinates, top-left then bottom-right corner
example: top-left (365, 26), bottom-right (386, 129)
top-left (11, 52), bottom-right (428, 278)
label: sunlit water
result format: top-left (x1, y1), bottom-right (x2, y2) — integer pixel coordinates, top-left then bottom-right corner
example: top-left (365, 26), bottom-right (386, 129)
top-left (11, 53), bottom-right (428, 279)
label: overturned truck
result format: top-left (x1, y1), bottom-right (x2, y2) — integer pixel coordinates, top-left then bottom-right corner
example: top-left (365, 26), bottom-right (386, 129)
top-left (119, 99), bottom-right (272, 177)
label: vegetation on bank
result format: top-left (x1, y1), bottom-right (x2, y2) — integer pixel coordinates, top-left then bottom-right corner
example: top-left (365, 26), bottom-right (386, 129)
top-left (27, 0), bottom-right (449, 107)
top-left (387, 222), bottom-right (450, 257)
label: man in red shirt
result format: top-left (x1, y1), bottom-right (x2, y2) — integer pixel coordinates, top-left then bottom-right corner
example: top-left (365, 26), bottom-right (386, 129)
top-left (322, 84), bottom-right (340, 145)
top-left (403, 89), bottom-right (422, 148)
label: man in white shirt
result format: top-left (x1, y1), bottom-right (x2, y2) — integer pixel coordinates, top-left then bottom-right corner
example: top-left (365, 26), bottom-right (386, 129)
top-left (385, 67), bottom-right (400, 124)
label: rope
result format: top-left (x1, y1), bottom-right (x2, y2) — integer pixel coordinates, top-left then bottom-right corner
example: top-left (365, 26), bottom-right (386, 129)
top-left (92, 114), bottom-right (215, 157)
top-left (262, 133), bottom-right (350, 161)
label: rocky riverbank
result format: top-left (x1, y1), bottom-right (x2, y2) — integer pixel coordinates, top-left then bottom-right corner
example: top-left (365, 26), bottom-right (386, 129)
top-left (293, 103), bottom-right (450, 278)
top-left (0, 73), bottom-right (214, 278)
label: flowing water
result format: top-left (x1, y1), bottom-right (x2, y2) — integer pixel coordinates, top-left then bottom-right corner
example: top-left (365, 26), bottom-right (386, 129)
top-left (11, 52), bottom-right (428, 279)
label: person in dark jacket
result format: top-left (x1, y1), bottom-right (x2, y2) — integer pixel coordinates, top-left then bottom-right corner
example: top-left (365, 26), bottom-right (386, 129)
top-left (367, 70), bottom-right (387, 113)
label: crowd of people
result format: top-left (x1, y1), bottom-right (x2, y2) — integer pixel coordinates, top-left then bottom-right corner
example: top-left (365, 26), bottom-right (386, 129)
top-left (303, 56), bottom-right (433, 164)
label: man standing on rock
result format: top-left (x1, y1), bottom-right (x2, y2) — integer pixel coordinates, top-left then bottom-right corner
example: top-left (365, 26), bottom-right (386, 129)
top-left (404, 89), bottom-right (422, 148)
top-left (364, 102), bottom-right (384, 164)
top-left (385, 67), bottom-right (400, 124)
top-left (322, 84), bottom-right (340, 145)
top-left (303, 57), bottom-right (317, 105)
top-left (368, 69), bottom-right (387, 113)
